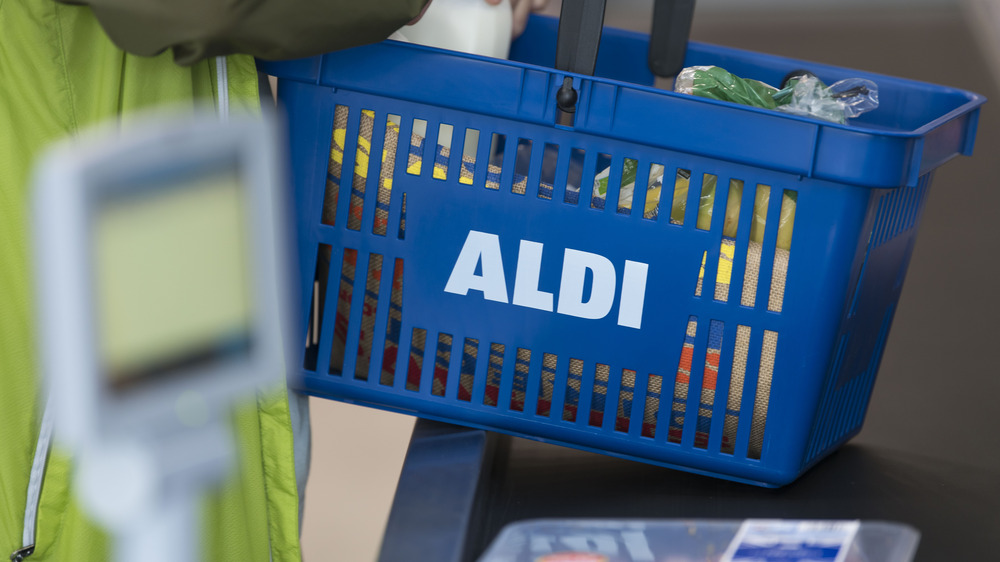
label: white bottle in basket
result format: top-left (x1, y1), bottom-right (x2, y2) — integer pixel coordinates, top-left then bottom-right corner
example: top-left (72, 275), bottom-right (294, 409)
top-left (390, 0), bottom-right (514, 60)
top-left (389, 0), bottom-right (513, 155)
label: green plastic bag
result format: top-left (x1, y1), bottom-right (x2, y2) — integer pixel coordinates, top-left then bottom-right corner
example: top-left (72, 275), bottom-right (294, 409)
top-left (673, 66), bottom-right (779, 110)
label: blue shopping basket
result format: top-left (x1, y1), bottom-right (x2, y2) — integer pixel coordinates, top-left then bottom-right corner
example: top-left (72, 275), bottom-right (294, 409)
top-left (259, 15), bottom-right (984, 487)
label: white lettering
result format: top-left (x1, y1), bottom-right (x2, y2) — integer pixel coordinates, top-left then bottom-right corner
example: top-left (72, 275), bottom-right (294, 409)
top-left (512, 240), bottom-right (554, 312)
top-left (617, 260), bottom-right (649, 329)
top-left (444, 231), bottom-right (649, 328)
top-left (444, 230), bottom-right (509, 303)
top-left (557, 248), bottom-right (616, 320)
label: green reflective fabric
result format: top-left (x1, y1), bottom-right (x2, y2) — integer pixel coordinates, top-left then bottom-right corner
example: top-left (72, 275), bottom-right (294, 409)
top-left (0, 2), bottom-right (301, 560)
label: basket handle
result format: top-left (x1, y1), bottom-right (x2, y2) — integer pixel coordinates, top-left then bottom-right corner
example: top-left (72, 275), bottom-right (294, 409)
top-left (649, 0), bottom-right (696, 78)
top-left (555, 0), bottom-right (607, 76)
top-left (554, 0), bottom-right (696, 125)
top-left (554, 0), bottom-right (606, 125)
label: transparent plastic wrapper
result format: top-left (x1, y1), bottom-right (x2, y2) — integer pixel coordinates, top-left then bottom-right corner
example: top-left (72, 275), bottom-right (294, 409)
top-left (594, 167), bottom-right (796, 250)
top-left (675, 66), bottom-right (879, 124)
top-left (775, 75), bottom-right (879, 124)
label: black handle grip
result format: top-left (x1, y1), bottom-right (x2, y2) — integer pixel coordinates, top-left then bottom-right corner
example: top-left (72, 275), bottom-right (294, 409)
top-left (555, 0), bottom-right (608, 76)
top-left (648, 0), bottom-right (696, 78)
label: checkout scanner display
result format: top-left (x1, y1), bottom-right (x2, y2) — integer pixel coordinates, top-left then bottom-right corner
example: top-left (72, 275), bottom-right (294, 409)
top-left (93, 163), bottom-right (253, 391)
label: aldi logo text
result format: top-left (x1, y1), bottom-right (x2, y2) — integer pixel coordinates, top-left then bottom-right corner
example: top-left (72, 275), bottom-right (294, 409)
top-left (444, 230), bottom-right (648, 329)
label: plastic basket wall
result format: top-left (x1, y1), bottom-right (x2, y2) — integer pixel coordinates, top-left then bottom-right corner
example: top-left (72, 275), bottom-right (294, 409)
top-left (261, 17), bottom-right (983, 486)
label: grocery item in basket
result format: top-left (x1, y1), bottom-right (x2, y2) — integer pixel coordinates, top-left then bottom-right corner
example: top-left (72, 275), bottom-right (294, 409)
top-left (592, 168), bottom-right (796, 250)
top-left (322, 109), bottom-right (551, 383)
top-left (674, 65), bottom-right (780, 110)
top-left (675, 66), bottom-right (878, 124)
top-left (324, 112), bottom-right (786, 445)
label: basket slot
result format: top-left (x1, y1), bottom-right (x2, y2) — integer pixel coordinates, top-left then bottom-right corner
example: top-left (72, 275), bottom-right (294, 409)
top-left (431, 332), bottom-right (453, 397)
top-left (379, 258), bottom-right (405, 386)
top-left (641, 373), bottom-right (663, 438)
top-left (510, 348), bottom-right (532, 412)
top-left (457, 337), bottom-right (479, 401)
top-left (459, 128), bottom-right (480, 186)
top-left (588, 363), bottom-right (611, 427)
top-left (748, 330), bottom-right (779, 460)
top-left (527, 137), bottom-right (547, 194)
top-left (303, 244), bottom-right (333, 372)
top-left (721, 324), bottom-right (752, 455)
top-left (618, 157), bottom-right (644, 217)
top-left (565, 147), bottom-right (587, 205)
top-left (522, 348), bottom-right (544, 415)
top-left (328, 248), bottom-right (358, 376)
top-left (728, 325), bottom-right (765, 458)
top-left (750, 185), bottom-right (784, 314)
top-left (682, 170), bottom-right (705, 228)
top-left (667, 168), bottom-right (689, 225)
top-left (485, 133), bottom-right (506, 190)
top-left (691, 320), bottom-right (725, 449)
top-left (345, 109), bottom-right (377, 231)
top-left (562, 357), bottom-right (584, 422)
top-left (739, 184), bottom-right (770, 307)
top-left (365, 254), bottom-right (395, 386)
top-left (615, 369), bottom-right (648, 440)
top-left (404, 327), bottom-right (428, 392)
top-left (496, 343), bottom-right (519, 411)
top-left (639, 162), bottom-right (664, 221)
top-left (353, 252), bottom-right (384, 381)
top-left (588, 152), bottom-right (614, 209)
top-left (537, 143), bottom-right (559, 200)
top-left (667, 316), bottom-right (696, 445)
top-left (767, 189), bottom-right (796, 312)
top-left (433, 123), bottom-right (454, 181)
top-left (472, 340), bottom-right (499, 404)
top-left (696, 173), bottom-right (717, 231)
top-left (574, 359), bottom-right (598, 428)
top-left (512, 138), bottom-right (533, 195)
top-left (536, 353), bottom-right (558, 416)
top-left (726, 179), bottom-right (755, 309)
top-left (600, 362), bottom-right (624, 432)
top-left (483, 342), bottom-right (506, 406)
top-left (372, 114), bottom-right (402, 237)
top-left (616, 369), bottom-right (636, 433)
top-left (321, 105), bottom-right (350, 227)
top-left (405, 118), bottom-right (428, 177)
top-left (359, 110), bottom-right (391, 236)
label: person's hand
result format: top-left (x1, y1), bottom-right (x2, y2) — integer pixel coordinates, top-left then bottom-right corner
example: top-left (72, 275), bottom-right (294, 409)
top-left (485, 0), bottom-right (551, 38)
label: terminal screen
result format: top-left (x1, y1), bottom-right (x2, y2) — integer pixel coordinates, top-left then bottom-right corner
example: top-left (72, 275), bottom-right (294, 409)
top-left (94, 164), bottom-right (253, 391)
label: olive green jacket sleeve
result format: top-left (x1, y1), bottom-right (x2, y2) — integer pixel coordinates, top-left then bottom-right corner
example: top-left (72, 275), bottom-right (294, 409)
top-left (59, 0), bottom-right (429, 65)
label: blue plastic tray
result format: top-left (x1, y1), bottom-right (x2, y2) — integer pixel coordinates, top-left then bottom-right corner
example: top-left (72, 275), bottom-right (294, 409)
top-left (259, 16), bottom-right (984, 486)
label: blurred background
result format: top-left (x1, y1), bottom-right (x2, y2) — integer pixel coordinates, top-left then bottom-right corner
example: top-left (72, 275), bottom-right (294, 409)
top-left (300, 0), bottom-right (1000, 559)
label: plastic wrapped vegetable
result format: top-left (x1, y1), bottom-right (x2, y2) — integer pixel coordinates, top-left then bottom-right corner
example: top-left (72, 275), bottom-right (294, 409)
top-left (675, 66), bottom-right (878, 124)
top-left (773, 74), bottom-right (879, 124)
top-left (674, 65), bottom-right (780, 109)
